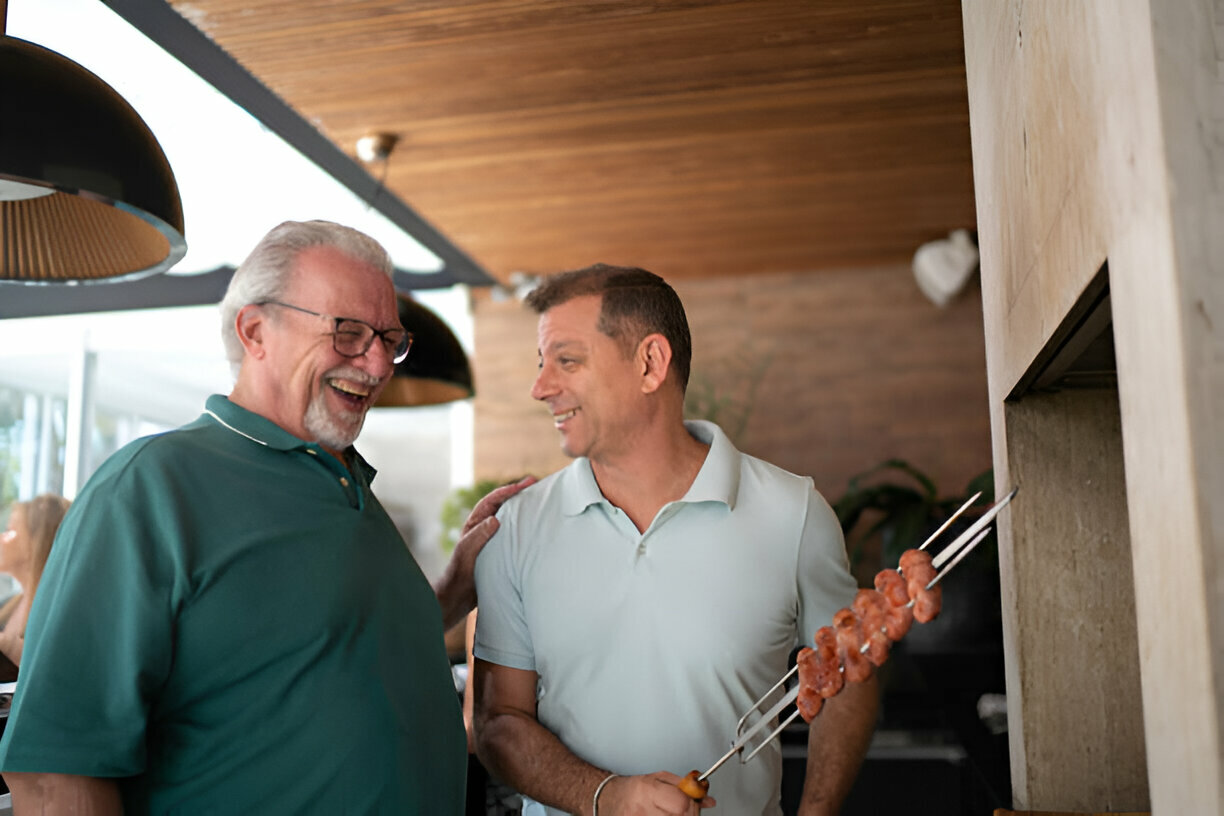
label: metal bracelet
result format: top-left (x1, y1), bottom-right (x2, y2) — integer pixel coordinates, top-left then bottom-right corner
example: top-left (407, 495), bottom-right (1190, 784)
top-left (592, 772), bottom-right (619, 816)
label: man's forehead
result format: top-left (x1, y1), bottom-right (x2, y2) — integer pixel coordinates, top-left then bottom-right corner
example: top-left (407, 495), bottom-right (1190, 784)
top-left (538, 337), bottom-right (589, 355)
top-left (289, 247), bottom-right (398, 321)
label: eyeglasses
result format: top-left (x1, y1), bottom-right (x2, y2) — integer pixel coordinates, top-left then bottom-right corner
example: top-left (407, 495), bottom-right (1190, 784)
top-left (257, 300), bottom-right (413, 364)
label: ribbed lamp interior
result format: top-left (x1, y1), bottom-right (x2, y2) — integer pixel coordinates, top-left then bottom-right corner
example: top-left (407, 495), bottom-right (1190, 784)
top-left (1, 191), bottom-right (171, 282)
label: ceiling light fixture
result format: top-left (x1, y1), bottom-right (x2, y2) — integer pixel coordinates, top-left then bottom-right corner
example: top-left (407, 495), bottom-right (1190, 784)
top-left (375, 293), bottom-right (475, 408)
top-left (912, 229), bottom-right (979, 307)
top-left (0, 9), bottom-right (185, 284)
top-left (356, 132), bottom-right (399, 164)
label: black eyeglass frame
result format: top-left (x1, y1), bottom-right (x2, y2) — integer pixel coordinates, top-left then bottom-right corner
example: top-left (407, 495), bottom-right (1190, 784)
top-left (256, 299), bottom-right (413, 364)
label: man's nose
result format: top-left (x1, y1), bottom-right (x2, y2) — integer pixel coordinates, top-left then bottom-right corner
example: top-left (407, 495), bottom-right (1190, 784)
top-left (359, 338), bottom-right (396, 380)
top-left (530, 367), bottom-right (555, 401)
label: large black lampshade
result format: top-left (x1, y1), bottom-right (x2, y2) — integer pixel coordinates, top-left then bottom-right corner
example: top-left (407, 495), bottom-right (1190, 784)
top-left (0, 35), bottom-right (186, 283)
top-left (375, 293), bottom-right (475, 407)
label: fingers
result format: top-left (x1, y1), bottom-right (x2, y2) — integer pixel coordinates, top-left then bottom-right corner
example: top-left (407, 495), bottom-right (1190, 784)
top-left (453, 516), bottom-right (499, 561)
top-left (619, 772), bottom-right (709, 815)
top-left (461, 475), bottom-right (536, 535)
top-left (651, 771), bottom-right (715, 812)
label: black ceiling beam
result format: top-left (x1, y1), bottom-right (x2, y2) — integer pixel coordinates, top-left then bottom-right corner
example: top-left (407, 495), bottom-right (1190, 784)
top-left (0, 267), bottom-right (237, 318)
top-left (0, 267), bottom-right (471, 318)
top-left (99, 0), bottom-right (495, 290)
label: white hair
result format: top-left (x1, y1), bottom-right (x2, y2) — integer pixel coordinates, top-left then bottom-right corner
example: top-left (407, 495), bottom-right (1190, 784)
top-left (219, 220), bottom-right (394, 378)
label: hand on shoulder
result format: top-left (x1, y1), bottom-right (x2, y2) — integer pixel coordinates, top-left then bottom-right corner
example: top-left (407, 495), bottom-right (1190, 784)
top-left (434, 475), bottom-right (537, 629)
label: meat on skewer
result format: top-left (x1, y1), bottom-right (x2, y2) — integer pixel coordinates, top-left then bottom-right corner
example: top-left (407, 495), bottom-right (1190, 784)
top-left (873, 569), bottom-right (915, 639)
top-left (873, 567), bottom-right (909, 607)
top-left (833, 608), bottom-right (873, 683)
top-left (795, 626), bottom-right (844, 723)
top-left (794, 648), bottom-right (823, 722)
top-left (883, 600), bottom-right (915, 640)
top-left (898, 547), bottom-right (935, 576)
top-left (899, 548), bottom-right (943, 623)
top-left (812, 625), bottom-right (844, 699)
top-left (793, 552), bottom-right (953, 725)
top-left (851, 589), bottom-right (891, 666)
top-left (688, 493), bottom-right (1015, 804)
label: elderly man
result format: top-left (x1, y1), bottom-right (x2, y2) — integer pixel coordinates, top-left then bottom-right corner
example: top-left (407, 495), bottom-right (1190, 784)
top-left (473, 265), bottom-right (877, 816)
top-left (0, 220), bottom-right (526, 813)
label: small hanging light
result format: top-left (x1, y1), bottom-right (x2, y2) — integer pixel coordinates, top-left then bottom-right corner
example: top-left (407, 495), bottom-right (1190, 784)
top-left (0, 15), bottom-right (185, 284)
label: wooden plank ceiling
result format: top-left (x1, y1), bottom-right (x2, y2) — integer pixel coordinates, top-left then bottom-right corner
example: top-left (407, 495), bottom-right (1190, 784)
top-left (166, 0), bottom-right (975, 284)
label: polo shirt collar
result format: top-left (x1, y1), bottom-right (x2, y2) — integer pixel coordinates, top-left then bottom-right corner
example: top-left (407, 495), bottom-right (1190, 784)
top-left (559, 419), bottom-right (741, 516)
top-left (202, 394), bottom-right (376, 482)
top-left (681, 420), bottom-right (741, 509)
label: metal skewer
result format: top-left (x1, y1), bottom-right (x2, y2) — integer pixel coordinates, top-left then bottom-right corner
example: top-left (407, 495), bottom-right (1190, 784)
top-left (925, 527), bottom-right (991, 590)
top-left (692, 489), bottom-right (1018, 788)
top-left (717, 487), bottom-right (991, 775)
top-left (930, 486), bottom-right (1016, 570)
top-left (699, 684), bottom-right (800, 781)
top-left (919, 491), bottom-right (981, 551)
top-left (733, 665), bottom-right (796, 743)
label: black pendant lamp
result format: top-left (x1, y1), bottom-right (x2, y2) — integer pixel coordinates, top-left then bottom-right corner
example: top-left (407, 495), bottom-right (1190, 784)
top-left (0, 10), bottom-right (185, 284)
top-left (375, 293), bottom-right (475, 407)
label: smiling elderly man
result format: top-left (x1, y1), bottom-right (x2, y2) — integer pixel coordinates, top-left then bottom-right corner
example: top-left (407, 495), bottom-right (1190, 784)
top-left (0, 220), bottom-right (527, 814)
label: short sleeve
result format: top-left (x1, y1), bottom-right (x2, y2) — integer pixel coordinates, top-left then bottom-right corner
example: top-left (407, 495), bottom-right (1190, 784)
top-left (0, 450), bottom-right (177, 777)
top-left (472, 504), bottom-right (536, 671)
top-left (795, 487), bottom-right (858, 647)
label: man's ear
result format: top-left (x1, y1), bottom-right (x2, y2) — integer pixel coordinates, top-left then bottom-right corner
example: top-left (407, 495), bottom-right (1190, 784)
top-left (235, 304), bottom-right (268, 360)
top-left (638, 333), bottom-right (673, 394)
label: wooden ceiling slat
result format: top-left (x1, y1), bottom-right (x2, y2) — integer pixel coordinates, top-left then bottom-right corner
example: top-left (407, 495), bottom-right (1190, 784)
top-left (163, 0), bottom-right (974, 281)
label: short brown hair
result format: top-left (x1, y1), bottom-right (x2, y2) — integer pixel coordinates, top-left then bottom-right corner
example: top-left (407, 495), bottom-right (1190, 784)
top-left (525, 264), bottom-right (692, 391)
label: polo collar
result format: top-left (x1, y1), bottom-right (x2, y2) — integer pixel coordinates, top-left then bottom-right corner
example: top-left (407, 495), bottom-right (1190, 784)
top-left (682, 420), bottom-right (741, 509)
top-left (201, 394), bottom-right (376, 482)
top-left (560, 419), bottom-right (741, 516)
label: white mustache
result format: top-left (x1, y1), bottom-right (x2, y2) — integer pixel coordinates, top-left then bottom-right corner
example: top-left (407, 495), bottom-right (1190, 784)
top-left (324, 365), bottom-right (381, 388)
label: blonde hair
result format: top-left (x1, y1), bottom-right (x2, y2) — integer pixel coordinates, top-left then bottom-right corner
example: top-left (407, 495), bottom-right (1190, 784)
top-left (16, 494), bottom-right (71, 574)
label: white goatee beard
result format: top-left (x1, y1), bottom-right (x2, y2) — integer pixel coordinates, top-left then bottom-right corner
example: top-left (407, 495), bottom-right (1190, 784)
top-left (303, 392), bottom-right (363, 450)
top-left (303, 366), bottom-right (377, 450)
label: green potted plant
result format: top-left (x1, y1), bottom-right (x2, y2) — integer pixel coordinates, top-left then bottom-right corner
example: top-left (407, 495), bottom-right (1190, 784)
top-left (833, 458), bottom-right (994, 577)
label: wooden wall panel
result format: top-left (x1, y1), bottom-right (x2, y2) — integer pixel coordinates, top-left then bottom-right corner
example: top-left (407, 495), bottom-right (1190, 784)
top-left (1120, 1), bottom-right (1224, 809)
top-left (963, 0), bottom-right (1224, 811)
top-left (473, 263), bottom-right (992, 524)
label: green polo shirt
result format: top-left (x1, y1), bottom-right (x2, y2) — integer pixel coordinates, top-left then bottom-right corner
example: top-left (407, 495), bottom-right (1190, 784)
top-left (0, 395), bottom-right (465, 814)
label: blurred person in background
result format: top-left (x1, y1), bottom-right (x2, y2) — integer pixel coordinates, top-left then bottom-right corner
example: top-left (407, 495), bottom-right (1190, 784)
top-left (0, 494), bottom-right (71, 669)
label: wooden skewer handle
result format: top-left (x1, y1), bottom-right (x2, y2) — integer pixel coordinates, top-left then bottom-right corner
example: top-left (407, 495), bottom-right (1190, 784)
top-left (677, 770), bottom-right (710, 800)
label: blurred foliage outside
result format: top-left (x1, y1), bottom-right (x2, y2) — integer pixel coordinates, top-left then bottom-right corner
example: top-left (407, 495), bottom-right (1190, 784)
top-left (683, 343), bottom-right (773, 445)
top-left (0, 388), bottom-right (26, 516)
top-left (438, 479), bottom-right (504, 553)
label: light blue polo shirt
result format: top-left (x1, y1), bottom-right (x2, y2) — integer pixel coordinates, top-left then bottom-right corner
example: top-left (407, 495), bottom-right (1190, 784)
top-left (474, 420), bottom-right (856, 816)
top-left (0, 394), bottom-right (466, 814)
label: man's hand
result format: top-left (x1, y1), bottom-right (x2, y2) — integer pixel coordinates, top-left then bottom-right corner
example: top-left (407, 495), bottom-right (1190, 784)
top-left (596, 772), bottom-right (715, 815)
top-left (433, 476), bottom-right (536, 628)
